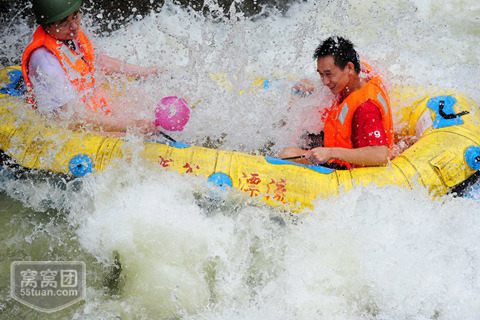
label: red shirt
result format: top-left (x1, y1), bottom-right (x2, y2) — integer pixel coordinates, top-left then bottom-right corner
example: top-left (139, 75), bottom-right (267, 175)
top-left (351, 100), bottom-right (388, 148)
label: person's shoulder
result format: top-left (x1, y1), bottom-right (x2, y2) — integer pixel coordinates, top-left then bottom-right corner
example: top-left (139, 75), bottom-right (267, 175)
top-left (30, 46), bottom-right (57, 64)
top-left (352, 100), bottom-right (383, 124)
top-left (29, 46), bottom-right (64, 76)
top-left (356, 100), bottom-right (381, 113)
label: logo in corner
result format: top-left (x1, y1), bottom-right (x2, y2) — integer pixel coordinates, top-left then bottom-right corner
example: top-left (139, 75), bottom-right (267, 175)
top-left (10, 261), bottom-right (86, 313)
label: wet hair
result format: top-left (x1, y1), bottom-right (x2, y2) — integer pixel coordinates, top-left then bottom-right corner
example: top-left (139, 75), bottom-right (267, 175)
top-left (313, 36), bottom-right (361, 73)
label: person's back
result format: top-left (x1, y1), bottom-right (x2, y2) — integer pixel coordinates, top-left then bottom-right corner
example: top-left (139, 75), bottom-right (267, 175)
top-left (27, 46), bottom-right (77, 113)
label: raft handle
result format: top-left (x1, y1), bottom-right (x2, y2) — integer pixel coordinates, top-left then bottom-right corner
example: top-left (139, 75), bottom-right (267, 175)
top-left (439, 100), bottom-right (469, 119)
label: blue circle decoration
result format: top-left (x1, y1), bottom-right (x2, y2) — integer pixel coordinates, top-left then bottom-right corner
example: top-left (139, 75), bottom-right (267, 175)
top-left (465, 146), bottom-right (480, 170)
top-left (68, 154), bottom-right (94, 177)
top-left (207, 173), bottom-right (232, 188)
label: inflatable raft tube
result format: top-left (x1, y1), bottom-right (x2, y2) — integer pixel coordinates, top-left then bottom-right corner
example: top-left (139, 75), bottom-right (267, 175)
top-left (1, 65), bottom-right (480, 211)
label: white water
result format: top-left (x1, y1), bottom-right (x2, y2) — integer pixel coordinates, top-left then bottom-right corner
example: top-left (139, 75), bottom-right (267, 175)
top-left (1, 0), bottom-right (480, 318)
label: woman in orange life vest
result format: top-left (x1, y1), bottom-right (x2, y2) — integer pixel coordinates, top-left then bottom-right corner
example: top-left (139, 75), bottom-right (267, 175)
top-left (22, 0), bottom-right (162, 135)
top-left (279, 37), bottom-right (393, 169)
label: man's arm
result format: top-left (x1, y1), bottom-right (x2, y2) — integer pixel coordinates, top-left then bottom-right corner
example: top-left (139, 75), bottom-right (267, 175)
top-left (96, 55), bottom-right (162, 78)
top-left (305, 145), bottom-right (389, 166)
top-left (57, 101), bottom-right (156, 135)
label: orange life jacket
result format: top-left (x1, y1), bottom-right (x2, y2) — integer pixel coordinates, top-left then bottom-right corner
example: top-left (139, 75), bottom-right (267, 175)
top-left (21, 26), bottom-right (109, 112)
top-left (323, 62), bottom-right (393, 168)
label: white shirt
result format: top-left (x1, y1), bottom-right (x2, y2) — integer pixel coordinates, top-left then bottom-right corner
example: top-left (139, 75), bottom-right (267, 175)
top-left (28, 46), bottom-right (77, 113)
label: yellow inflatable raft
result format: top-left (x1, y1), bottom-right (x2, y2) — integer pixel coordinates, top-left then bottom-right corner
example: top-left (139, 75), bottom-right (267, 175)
top-left (1, 65), bottom-right (480, 211)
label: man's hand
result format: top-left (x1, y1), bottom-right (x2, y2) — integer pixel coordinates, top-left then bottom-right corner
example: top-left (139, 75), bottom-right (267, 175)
top-left (304, 147), bottom-right (332, 165)
top-left (292, 79), bottom-right (314, 96)
top-left (132, 119), bottom-right (157, 134)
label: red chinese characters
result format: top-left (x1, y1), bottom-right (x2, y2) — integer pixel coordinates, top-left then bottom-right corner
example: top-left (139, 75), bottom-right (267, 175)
top-left (265, 178), bottom-right (287, 203)
top-left (183, 163), bottom-right (200, 174)
top-left (158, 155), bottom-right (173, 167)
top-left (238, 172), bottom-right (261, 197)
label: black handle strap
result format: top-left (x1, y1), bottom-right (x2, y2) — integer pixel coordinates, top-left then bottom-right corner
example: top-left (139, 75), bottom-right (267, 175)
top-left (438, 100), bottom-right (469, 119)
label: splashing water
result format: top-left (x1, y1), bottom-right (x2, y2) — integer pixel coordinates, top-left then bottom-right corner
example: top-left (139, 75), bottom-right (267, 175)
top-left (1, 0), bottom-right (480, 318)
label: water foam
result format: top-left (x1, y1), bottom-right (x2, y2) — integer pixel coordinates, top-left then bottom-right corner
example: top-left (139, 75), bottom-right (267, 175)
top-left (1, 0), bottom-right (480, 318)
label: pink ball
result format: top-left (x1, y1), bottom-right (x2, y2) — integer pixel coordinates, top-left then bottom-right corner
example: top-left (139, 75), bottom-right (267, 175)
top-left (154, 96), bottom-right (190, 131)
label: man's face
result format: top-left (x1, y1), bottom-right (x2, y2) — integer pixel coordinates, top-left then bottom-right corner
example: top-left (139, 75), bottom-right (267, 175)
top-left (44, 9), bottom-right (82, 41)
top-left (316, 55), bottom-right (353, 96)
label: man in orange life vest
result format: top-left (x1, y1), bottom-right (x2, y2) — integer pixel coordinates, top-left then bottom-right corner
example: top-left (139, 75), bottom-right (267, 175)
top-left (22, 0), bottom-right (161, 135)
top-left (279, 37), bottom-right (393, 169)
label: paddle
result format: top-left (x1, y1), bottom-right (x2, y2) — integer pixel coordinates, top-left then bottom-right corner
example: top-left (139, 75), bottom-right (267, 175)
top-left (279, 155), bottom-right (329, 167)
top-left (158, 131), bottom-right (177, 142)
top-left (280, 155), bottom-right (305, 160)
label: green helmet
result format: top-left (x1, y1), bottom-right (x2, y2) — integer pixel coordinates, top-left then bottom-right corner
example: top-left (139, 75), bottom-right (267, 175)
top-left (32, 0), bottom-right (82, 25)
